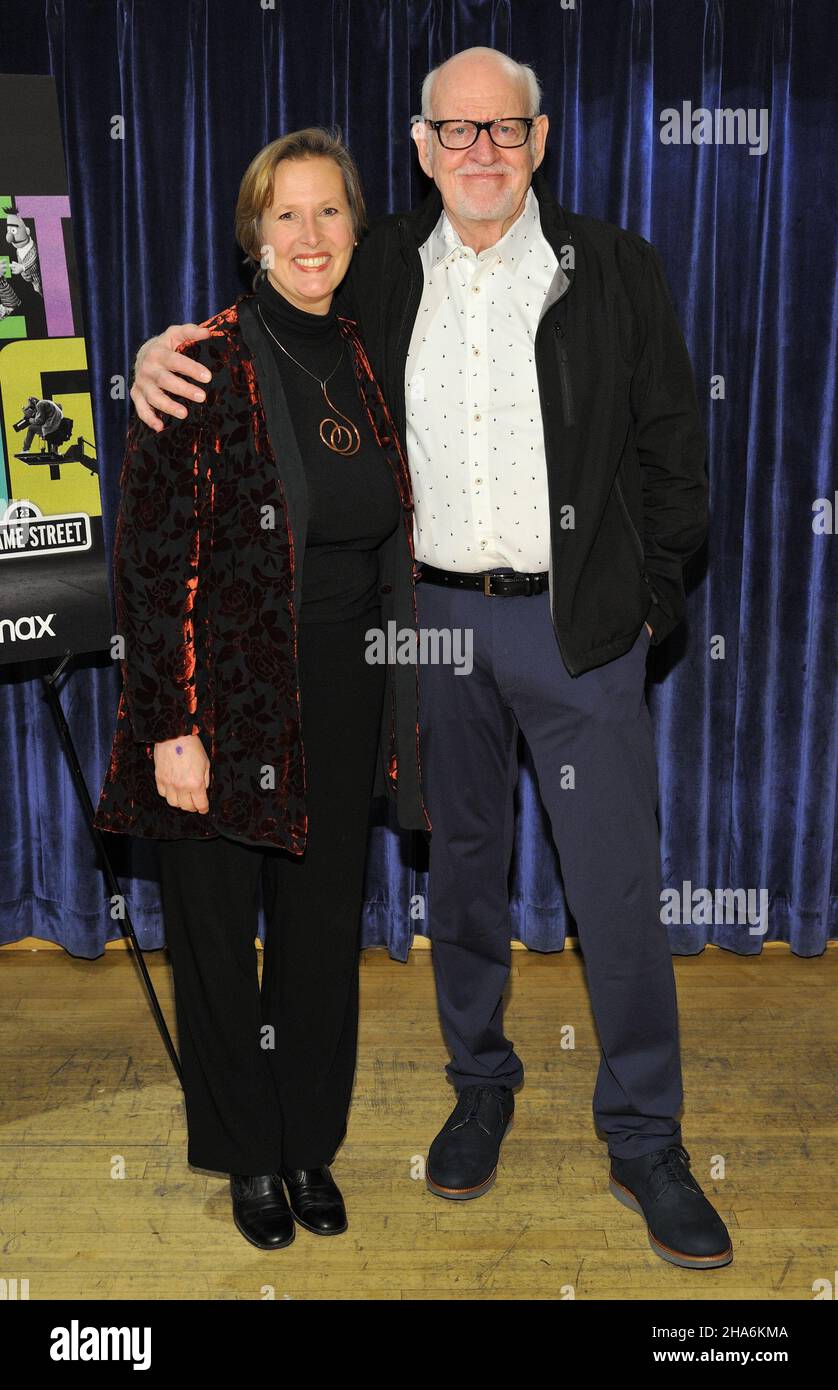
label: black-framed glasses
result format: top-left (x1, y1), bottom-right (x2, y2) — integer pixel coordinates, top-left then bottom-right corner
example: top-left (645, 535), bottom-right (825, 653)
top-left (418, 117), bottom-right (537, 149)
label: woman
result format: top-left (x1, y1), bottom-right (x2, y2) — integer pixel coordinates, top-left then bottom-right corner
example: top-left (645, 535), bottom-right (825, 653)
top-left (94, 128), bottom-right (431, 1251)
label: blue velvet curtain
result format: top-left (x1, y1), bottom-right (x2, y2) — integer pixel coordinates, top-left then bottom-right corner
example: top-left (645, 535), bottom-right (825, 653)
top-left (1, 0), bottom-right (835, 958)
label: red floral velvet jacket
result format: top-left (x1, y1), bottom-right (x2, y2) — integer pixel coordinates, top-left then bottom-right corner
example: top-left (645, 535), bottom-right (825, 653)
top-left (93, 294), bottom-right (431, 852)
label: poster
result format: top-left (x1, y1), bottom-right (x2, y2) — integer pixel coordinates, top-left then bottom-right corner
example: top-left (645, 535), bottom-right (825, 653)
top-left (0, 73), bottom-right (112, 666)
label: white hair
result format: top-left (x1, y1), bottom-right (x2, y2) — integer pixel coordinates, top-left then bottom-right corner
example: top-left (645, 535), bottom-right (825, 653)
top-left (420, 48), bottom-right (542, 120)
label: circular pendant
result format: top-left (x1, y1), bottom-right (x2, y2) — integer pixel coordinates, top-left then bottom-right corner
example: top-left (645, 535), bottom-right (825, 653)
top-left (320, 414), bottom-right (360, 455)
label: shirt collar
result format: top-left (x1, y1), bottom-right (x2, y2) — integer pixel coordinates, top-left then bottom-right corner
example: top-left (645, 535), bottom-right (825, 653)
top-left (427, 183), bottom-right (540, 274)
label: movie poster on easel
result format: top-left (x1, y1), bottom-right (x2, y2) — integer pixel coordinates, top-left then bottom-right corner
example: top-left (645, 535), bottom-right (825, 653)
top-left (0, 73), bottom-right (112, 668)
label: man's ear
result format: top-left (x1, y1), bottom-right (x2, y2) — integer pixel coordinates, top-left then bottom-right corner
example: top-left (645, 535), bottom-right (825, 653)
top-left (531, 114), bottom-right (550, 172)
top-left (411, 119), bottom-right (433, 179)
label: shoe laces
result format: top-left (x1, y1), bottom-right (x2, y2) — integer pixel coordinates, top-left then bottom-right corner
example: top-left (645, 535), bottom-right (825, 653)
top-left (647, 1145), bottom-right (704, 1200)
top-left (452, 1085), bottom-right (508, 1136)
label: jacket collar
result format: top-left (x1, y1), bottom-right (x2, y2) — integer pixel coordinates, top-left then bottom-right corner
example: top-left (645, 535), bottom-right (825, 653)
top-left (398, 166), bottom-right (574, 317)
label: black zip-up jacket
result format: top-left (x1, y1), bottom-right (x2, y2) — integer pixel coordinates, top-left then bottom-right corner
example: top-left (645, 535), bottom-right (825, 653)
top-left (337, 166), bottom-right (708, 675)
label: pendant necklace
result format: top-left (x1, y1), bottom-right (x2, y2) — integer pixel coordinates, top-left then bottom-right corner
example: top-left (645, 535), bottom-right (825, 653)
top-left (256, 302), bottom-right (360, 456)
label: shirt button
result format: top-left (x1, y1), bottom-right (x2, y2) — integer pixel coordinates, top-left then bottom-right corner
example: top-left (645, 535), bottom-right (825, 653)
top-left (475, 478), bottom-right (483, 485)
top-left (472, 347), bottom-right (480, 356)
top-left (474, 413), bottom-right (481, 421)
top-left (472, 286), bottom-right (480, 294)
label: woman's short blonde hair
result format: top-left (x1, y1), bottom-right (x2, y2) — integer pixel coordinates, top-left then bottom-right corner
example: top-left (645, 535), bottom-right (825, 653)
top-left (235, 127), bottom-right (367, 284)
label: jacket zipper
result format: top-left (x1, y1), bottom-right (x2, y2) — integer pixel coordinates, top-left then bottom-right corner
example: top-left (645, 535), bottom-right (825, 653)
top-left (613, 471), bottom-right (658, 602)
top-left (554, 320), bottom-right (575, 425)
top-left (613, 473), bottom-right (644, 567)
top-left (533, 268), bottom-right (574, 669)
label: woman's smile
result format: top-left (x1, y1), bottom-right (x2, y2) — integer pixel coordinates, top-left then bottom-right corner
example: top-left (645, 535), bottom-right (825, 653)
top-left (292, 252), bottom-right (332, 272)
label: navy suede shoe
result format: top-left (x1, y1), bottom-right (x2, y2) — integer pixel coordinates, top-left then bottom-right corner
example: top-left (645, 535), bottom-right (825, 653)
top-left (609, 1144), bottom-right (733, 1269)
top-left (426, 1085), bottom-right (514, 1200)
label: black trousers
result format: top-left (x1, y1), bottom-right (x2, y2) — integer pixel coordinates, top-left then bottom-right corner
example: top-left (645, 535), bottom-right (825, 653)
top-left (156, 609), bottom-right (385, 1174)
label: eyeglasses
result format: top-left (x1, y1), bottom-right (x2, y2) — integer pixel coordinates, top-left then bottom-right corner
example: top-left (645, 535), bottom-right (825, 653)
top-left (416, 117), bottom-right (537, 149)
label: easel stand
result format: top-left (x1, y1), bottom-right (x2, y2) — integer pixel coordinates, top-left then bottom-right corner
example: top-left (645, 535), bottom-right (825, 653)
top-left (42, 651), bottom-right (183, 1088)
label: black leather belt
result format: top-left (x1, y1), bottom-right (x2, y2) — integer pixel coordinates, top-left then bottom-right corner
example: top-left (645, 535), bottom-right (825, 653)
top-left (416, 563), bottom-right (549, 597)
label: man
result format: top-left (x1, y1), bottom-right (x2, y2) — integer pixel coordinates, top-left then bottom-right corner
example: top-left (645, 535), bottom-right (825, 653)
top-left (4, 211), bottom-right (43, 301)
top-left (16, 394), bottom-right (63, 451)
top-left (129, 46), bottom-right (730, 1269)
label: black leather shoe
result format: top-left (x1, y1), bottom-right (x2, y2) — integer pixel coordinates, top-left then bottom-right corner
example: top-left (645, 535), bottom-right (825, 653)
top-left (426, 1085), bottom-right (514, 1200)
top-left (229, 1173), bottom-right (295, 1250)
top-left (281, 1166), bottom-right (348, 1235)
top-left (609, 1144), bottom-right (733, 1269)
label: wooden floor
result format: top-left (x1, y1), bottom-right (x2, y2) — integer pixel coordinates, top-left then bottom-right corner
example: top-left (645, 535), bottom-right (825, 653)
top-left (0, 944), bottom-right (835, 1300)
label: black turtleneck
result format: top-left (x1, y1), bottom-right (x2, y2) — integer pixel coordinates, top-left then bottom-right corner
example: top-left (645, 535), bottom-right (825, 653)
top-left (253, 272), bottom-right (401, 624)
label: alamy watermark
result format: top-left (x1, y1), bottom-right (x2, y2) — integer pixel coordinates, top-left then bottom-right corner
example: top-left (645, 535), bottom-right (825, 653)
top-left (365, 622), bottom-right (473, 675)
top-left (660, 101), bottom-right (769, 156)
top-left (661, 880), bottom-right (769, 935)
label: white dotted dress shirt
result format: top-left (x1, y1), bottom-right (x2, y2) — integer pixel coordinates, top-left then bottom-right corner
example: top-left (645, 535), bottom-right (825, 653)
top-left (405, 184), bottom-right (559, 572)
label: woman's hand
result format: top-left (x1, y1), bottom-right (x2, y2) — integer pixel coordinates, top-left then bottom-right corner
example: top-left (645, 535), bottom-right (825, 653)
top-left (645, 621), bottom-right (653, 638)
top-left (131, 324), bottom-right (213, 431)
top-left (153, 735), bottom-right (211, 813)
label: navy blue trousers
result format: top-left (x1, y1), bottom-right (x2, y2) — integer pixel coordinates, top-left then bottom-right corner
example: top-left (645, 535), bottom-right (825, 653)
top-left (415, 575), bottom-right (684, 1160)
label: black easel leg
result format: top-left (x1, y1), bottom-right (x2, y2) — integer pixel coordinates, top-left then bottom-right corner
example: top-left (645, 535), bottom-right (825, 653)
top-left (42, 653), bottom-right (184, 1089)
